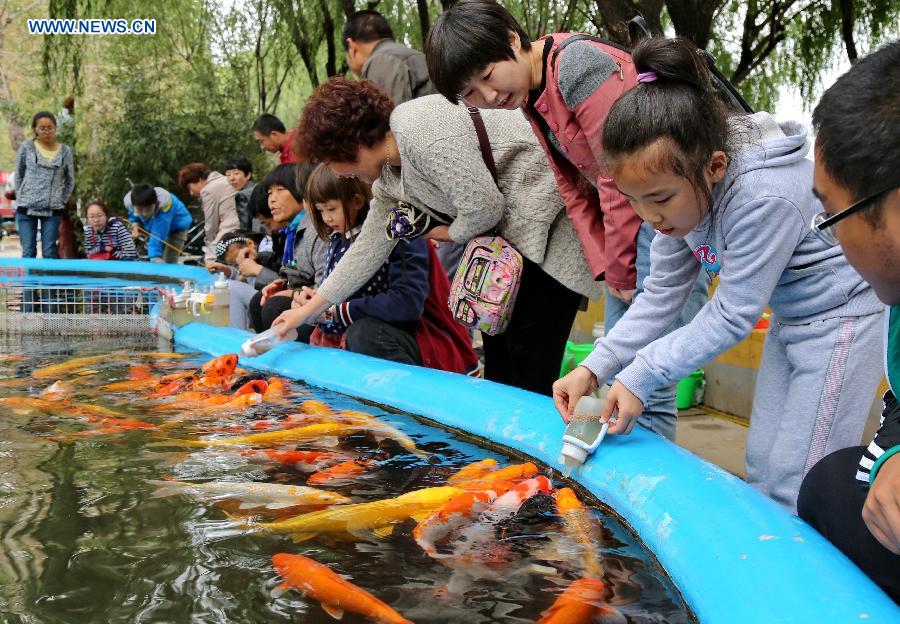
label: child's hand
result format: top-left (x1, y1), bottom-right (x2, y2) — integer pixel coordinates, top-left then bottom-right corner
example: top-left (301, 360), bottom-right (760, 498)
top-left (206, 261), bottom-right (229, 274)
top-left (601, 380), bottom-right (644, 435)
top-left (863, 453), bottom-right (900, 554)
top-left (293, 287), bottom-right (316, 307)
top-left (260, 279), bottom-right (286, 305)
top-left (607, 287), bottom-right (636, 304)
top-left (423, 225), bottom-right (452, 242)
top-left (236, 248), bottom-right (261, 277)
top-left (552, 366), bottom-right (599, 423)
top-left (131, 225), bottom-right (141, 239)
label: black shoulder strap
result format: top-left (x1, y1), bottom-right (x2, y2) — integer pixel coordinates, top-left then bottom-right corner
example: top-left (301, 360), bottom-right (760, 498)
top-left (466, 106), bottom-right (498, 186)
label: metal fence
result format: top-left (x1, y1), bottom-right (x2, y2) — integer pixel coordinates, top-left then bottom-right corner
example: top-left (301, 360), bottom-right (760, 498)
top-left (0, 284), bottom-right (161, 335)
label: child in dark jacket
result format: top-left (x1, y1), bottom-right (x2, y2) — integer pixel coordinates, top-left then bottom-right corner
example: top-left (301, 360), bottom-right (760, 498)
top-left (299, 164), bottom-right (477, 374)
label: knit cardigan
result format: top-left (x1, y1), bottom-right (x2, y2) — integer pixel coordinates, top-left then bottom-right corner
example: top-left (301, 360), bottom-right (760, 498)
top-left (13, 140), bottom-right (75, 217)
top-left (316, 95), bottom-right (601, 307)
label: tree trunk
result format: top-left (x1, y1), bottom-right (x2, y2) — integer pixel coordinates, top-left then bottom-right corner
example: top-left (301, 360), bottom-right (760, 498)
top-left (664, 0), bottom-right (725, 49)
top-left (321, 0), bottom-right (338, 77)
top-left (416, 0), bottom-right (430, 42)
top-left (839, 0), bottom-right (858, 63)
top-left (591, 1), bottom-right (664, 46)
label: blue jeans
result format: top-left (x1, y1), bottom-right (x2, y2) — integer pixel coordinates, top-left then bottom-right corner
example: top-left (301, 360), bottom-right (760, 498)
top-left (16, 212), bottom-right (61, 259)
top-left (604, 221), bottom-right (709, 440)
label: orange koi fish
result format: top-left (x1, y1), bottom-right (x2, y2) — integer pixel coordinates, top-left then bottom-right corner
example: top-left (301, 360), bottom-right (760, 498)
top-left (200, 354), bottom-right (238, 378)
top-left (0, 355), bottom-right (27, 362)
top-left (70, 402), bottom-right (131, 420)
top-left (483, 475), bottom-right (554, 520)
top-left (39, 380), bottom-right (74, 401)
top-left (239, 449), bottom-right (354, 472)
top-left (33, 354), bottom-right (112, 379)
top-left (272, 553), bottom-right (413, 624)
top-left (263, 377), bottom-right (289, 400)
top-left (446, 458), bottom-right (498, 485)
top-left (453, 462), bottom-right (539, 490)
top-left (556, 488), bottom-right (603, 579)
top-left (234, 379), bottom-right (268, 397)
top-left (307, 454), bottom-right (387, 485)
top-left (536, 578), bottom-right (615, 624)
top-left (101, 379), bottom-right (159, 393)
top-left (129, 364), bottom-right (153, 380)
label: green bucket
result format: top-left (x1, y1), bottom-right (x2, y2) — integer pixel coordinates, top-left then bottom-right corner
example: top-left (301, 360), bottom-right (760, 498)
top-left (675, 369), bottom-right (705, 409)
top-left (559, 341), bottom-right (596, 377)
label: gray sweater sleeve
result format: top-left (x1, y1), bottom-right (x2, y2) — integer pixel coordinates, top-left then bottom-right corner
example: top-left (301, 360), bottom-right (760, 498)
top-left (315, 195), bottom-right (399, 305)
top-left (404, 136), bottom-right (504, 243)
top-left (583, 197), bottom-right (806, 403)
top-left (13, 143), bottom-right (27, 192)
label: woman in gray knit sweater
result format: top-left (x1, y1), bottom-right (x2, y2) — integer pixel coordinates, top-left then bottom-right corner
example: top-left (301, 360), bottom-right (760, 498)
top-left (12, 112), bottom-right (75, 258)
top-left (273, 78), bottom-right (600, 395)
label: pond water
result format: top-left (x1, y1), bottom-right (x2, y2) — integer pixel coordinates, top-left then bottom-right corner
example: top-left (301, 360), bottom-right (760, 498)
top-left (0, 334), bottom-right (694, 624)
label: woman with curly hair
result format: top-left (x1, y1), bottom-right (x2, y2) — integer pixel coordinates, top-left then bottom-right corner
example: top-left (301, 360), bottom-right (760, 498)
top-left (272, 77), bottom-right (600, 396)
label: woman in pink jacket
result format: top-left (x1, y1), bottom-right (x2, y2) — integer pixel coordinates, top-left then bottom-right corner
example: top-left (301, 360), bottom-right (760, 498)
top-left (427, 0), bottom-right (712, 438)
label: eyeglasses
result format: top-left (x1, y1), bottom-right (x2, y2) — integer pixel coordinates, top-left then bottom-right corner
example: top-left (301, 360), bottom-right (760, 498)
top-left (35, 127), bottom-right (56, 133)
top-left (811, 186), bottom-right (896, 246)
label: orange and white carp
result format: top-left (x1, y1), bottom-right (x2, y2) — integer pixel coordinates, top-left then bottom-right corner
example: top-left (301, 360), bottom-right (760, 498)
top-left (272, 553), bottom-right (413, 624)
top-left (307, 454), bottom-right (387, 485)
top-left (239, 449), bottom-right (354, 472)
top-left (536, 577), bottom-right (618, 624)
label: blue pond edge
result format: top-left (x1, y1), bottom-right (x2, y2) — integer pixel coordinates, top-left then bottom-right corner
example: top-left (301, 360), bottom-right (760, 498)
top-left (0, 258), bottom-right (216, 286)
top-left (175, 323), bottom-right (898, 624)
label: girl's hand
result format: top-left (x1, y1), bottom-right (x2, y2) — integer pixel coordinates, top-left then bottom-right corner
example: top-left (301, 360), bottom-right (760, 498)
top-left (862, 454), bottom-right (900, 554)
top-left (206, 261), bottom-right (230, 274)
top-left (260, 279), bottom-right (286, 305)
top-left (236, 248), bottom-right (262, 277)
top-left (601, 380), bottom-right (644, 435)
top-left (423, 225), bottom-right (452, 242)
top-left (552, 366), bottom-right (599, 423)
top-left (272, 307), bottom-right (308, 339)
top-left (608, 287), bottom-right (636, 304)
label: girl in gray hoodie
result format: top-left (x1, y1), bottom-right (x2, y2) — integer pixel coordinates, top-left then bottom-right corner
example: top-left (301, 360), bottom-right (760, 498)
top-left (553, 37), bottom-right (884, 511)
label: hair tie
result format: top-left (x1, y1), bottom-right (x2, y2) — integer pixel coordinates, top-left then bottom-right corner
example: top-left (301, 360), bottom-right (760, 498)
top-left (215, 236), bottom-right (250, 262)
top-left (637, 71), bottom-right (658, 84)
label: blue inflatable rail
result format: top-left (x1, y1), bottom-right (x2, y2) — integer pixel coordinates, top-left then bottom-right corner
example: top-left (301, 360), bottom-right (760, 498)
top-left (175, 323), bottom-right (899, 624)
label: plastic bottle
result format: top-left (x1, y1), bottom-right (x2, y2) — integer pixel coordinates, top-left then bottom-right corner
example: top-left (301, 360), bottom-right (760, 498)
top-left (171, 282), bottom-right (192, 326)
top-left (559, 389), bottom-right (611, 478)
top-left (240, 326), bottom-right (298, 357)
top-left (211, 272), bottom-right (231, 327)
top-left (190, 291), bottom-right (213, 321)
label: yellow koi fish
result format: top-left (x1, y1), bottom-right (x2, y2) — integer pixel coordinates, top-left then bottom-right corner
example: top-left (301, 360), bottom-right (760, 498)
top-left (249, 486), bottom-right (464, 542)
top-left (33, 354), bottom-right (112, 379)
top-left (168, 422), bottom-right (370, 448)
top-left (446, 458), bottom-right (499, 485)
top-left (556, 488), bottom-right (604, 579)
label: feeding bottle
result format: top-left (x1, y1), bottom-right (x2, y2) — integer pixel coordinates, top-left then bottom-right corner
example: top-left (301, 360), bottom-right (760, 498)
top-left (240, 326), bottom-right (298, 357)
top-left (559, 388), bottom-right (611, 478)
top-left (171, 282), bottom-right (192, 326)
top-left (211, 272), bottom-right (231, 327)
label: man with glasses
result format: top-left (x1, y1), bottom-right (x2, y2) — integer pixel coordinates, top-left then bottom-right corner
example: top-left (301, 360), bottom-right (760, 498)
top-left (798, 41), bottom-right (899, 601)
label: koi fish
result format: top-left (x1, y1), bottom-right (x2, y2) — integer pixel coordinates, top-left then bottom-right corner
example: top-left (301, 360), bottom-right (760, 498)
top-left (239, 449), bottom-right (354, 472)
top-left (536, 578), bottom-right (615, 624)
top-left (39, 380), bottom-right (74, 401)
top-left (483, 475), bottom-right (554, 521)
top-left (33, 354), bottom-right (111, 379)
top-left (234, 379), bottom-right (268, 397)
top-left (413, 490), bottom-right (498, 558)
top-left (271, 553), bottom-right (413, 624)
top-left (200, 354), bottom-right (238, 378)
top-left (250, 486), bottom-right (464, 542)
top-left (129, 364), bottom-right (153, 380)
top-left (147, 479), bottom-right (350, 510)
top-left (101, 379), bottom-right (160, 393)
top-left (48, 420), bottom-right (157, 441)
top-left (302, 400), bottom-right (335, 417)
top-left (453, 462), bottom-right (539, 490)
top-left (70, 402), bottom-right (132, 420)
top-left (446, 458), bottom-right (498, 485)
top-left (337, 411), bottom-right (423, 456)
top-left (263, 377), bottom-right (290, 400)
top-left (0, 379), bottom-right (33, 388)
top-left (556, 488), bottom-right (603, 579)
top-left (307, 454), bottom-right (387, 485)
top-left (0, 355), bottom-right (27, 362)
top-left (0, 396), bottom-right (65, 414)
top-left (167, 422), bottom-right (368, 448)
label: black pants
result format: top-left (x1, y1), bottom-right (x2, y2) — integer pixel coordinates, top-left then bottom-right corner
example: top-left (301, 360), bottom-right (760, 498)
top-left (247, 290), bottom-right (313, 343)
top-left (481, 257), bottom-right (583, 396)
top-left (798, 446), bottom-right (899, 602)
top-left (345, 317), bottom-right (421, 366)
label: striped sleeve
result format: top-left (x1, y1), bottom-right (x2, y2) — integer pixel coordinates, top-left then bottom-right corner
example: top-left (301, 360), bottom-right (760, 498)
top-left (109, 218), bottom-right (138, 260)
top-left (83, 224), bottom-right (99, 256)
top-left (857, 390), bottom-right (900, 483)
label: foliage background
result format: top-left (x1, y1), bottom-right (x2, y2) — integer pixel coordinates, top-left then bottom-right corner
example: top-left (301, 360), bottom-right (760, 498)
top-left (0, 0), bottom-right (897, 214)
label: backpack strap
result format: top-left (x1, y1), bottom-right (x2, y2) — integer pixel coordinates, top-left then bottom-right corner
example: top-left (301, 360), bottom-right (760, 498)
top-left (466, 106), bottom-right (498, 186)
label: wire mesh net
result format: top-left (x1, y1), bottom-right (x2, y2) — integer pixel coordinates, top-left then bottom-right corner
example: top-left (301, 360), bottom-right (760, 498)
top-left (0, 284), bottom-right (161, 335)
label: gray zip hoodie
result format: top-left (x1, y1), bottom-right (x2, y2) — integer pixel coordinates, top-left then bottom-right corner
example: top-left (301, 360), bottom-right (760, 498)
top-left (13, 140), bottom-right (75, 217)
top-left (581, 113), bottom-right (882, 403)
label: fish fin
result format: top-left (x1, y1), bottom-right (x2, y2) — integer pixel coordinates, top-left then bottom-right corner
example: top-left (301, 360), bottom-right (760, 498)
top-left (289, 532), bottom-right (318, 543)
top-left (319, 436), bottom-right (339, 448)
top-left (271, 581), bottom-right (291, 599)
top-left (409, 512), bottom-right (433, 524)
top-left (146, 479), bottom-right (185, 498)
top-left (263, 502), bottom-right (297, 510)
top-left (320, 603), bottom-right (344, 620)
top-left (372, 524), bottom-right (395, 538)
top-left (238, 501), bottom-right (261, 510)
